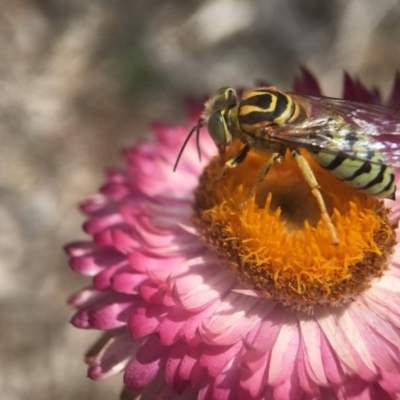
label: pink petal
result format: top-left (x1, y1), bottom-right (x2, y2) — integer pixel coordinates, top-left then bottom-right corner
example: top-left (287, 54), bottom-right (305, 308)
top-left (342, 73), bottom-right (382, 104)
top-left (139, 282), bottom-right (164, 304)
top-left (172, 264), bottom-right (236, 311)
top-left (83, 212), bottom-right (125, 235)
top-left (267, 313), bottom-right (300, 386)
top-left (111, 271), bottom-right (148, 294)
top-left (100, 181), bottom-right (131, 200)
top-left (124, 336), bottom-right (168, 390)
top-left (183, 345), bottom-right (208, 386)
top-left (86, 330), bottom-right (140, 380)
top-left (335, 307), bottom-right (376, 374)
top-left (212, 356), bottom-right (242, 400)
top-left (243, 306), bottom-right (282, 355)
top-left (298, 316), bottom-right (329, 386)
top-left (68, 288), bottom-right (108, 309)
top-left (347, 306), bottom-right (397, 371)
top-left (68, 245), bottom-right (125, 276)
top-left (110, 227), bottom-right (140, 254)
top-left (79, 194), bottom-right (113, 214)
top-left (272, 361), bottom-right (302, 400)
top-left (165, 342), bottom-right (189, 393)
top-left (296, 342), bottom-right (320, 395)
top-left (128, 302), bottom-right (168, 339)
top-left (71, 293), bottom-right (138, 329)
top-left (93, 262), bottom-right (130, 291)
top-left (387, 72), bottom-right (400, 108)
top-left (129, 251), bottom-right (176, 274)
top-left (379, 365), bottom-right (400, 392)
top-left (200, 292), bottom-right (275, 346)
top-left (199, 341), bottom-right (242, 378)
top-left (314, 308), bottom-right (358, 374)
top-left (178, 301), bottom-right (220, 345)
top-left (320, 329), bottom-right (346, 385)
top-left (240, 353), bottom-right (269, 398)
top-left (157, 308), bottom-right (193, 346)
top-left (293, 67), bottom-right (322, 95)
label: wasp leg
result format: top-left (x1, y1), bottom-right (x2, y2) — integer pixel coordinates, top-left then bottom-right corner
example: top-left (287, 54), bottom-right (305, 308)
top-left (215, 143), bottom-right (251, 181)
top-left (291, 149), bottom-right (339, 245)
top-left (238, 152), bottom-right (283, 210)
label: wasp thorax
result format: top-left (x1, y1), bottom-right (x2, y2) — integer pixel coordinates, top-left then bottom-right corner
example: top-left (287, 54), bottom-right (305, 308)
top-left (193, 142), bottom-right (396, 311)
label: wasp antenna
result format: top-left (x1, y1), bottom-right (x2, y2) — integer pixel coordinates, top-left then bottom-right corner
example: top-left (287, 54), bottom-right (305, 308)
top-left (196, 125), bottom-right (202, 162)
top-left (173, 119), bottom-right (204, 172)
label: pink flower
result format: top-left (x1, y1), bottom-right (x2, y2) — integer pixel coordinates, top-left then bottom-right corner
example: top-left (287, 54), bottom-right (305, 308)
top-left (66, 69), bottom-right (400, 399)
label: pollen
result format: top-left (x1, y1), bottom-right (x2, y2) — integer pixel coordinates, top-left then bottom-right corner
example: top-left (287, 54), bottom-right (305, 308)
top-left (193, 143), bottom-right (397, 310)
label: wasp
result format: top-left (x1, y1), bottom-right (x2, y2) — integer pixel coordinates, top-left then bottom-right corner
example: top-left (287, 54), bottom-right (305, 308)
top-left (174, 86), bottom-right (400, 244)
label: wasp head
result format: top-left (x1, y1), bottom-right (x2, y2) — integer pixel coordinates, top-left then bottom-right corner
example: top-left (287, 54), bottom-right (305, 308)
top-left (173, 87), bottom-right (238, 171)
top-left (203, 87), bottom-right (238, 154)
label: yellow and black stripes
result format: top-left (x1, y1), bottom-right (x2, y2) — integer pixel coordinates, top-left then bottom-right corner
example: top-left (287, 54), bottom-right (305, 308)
top-left (238, 88), bottom-right (307, 132)
top-left (312, 142), bottom-right (396, 199)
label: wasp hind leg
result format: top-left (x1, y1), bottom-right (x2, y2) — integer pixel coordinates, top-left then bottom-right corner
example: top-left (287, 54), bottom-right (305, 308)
top-left (291, 149), bottom-right (339, 245)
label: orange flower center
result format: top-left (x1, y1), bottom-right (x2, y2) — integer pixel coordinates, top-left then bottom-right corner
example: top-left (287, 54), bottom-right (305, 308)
top-left (193, 142), bottom-right (396, 310)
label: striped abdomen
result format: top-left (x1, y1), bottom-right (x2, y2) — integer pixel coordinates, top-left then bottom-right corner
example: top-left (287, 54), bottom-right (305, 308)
top-left (237, 88), bottom-right (309, 132)
top-left (311, 132), bottom-right (396, 200)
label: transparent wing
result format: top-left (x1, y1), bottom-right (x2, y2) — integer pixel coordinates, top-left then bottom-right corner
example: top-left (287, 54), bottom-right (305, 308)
top-left (289, 91), bottom-right (400, 134)
top-left (271, 92), bottom-right (400, 167)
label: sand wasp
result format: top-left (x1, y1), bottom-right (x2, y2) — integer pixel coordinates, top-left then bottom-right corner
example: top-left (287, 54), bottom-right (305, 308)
top-left (174, 86), bottom-right (400, 244)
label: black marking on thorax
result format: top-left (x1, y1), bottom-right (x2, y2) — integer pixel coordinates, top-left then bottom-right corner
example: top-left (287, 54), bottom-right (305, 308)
top-left (238, 91), bottom-right (289, 126)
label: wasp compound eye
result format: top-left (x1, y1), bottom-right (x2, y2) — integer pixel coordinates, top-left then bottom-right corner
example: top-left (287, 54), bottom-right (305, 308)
top-left (207, 111), bottom-right (231, 148)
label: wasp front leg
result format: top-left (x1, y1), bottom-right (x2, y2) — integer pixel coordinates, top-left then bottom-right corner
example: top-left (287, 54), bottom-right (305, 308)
top-left (215, 143), bottom-right (252, 181)
top-left (291, 149), bottom-right (339, 245)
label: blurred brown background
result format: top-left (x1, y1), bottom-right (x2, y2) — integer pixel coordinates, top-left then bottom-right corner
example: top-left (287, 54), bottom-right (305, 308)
top-left (1, 1), bottom-right (400, 399)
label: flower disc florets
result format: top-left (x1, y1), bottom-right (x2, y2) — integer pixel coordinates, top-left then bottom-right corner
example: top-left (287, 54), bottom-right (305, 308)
top-left (193, 143), bottom-right (396, 311)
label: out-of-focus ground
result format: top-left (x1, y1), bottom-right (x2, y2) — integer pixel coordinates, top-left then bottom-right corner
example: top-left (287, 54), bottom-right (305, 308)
top-left (1, 1), bottom-right (400, 399)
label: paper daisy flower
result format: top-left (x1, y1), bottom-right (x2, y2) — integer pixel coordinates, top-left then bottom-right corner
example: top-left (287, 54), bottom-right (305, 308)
top-left (66, 69), bottom-right (400, 400)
